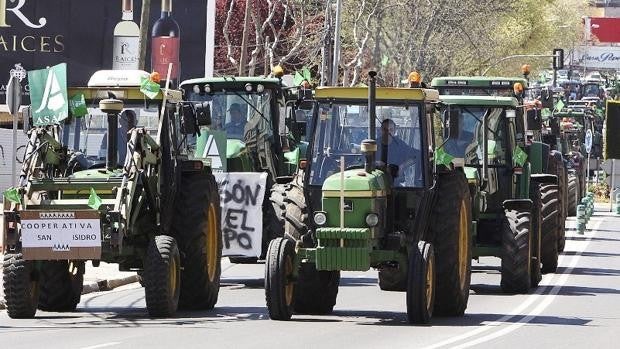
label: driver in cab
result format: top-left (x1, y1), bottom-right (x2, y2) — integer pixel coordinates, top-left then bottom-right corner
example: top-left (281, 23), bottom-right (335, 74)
top-left (377, 118), bottom-right (415, 177)
top-left (225, 103), bottom-right (246, 136)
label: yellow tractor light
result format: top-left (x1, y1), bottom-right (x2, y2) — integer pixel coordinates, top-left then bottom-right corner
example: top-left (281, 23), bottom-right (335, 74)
top-left (521, 64), bottom-right (531, 76)
top-left (272, 65), bottom-right (285, 78)
top-left (513, 82), bottom-right (524, 95)
top-left (408, 71), bottom-right (422, 83)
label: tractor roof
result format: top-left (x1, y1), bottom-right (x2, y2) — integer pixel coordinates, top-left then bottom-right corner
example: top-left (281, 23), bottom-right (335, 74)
top-left (439, 95), bottom-right (519, 107)
top-left (431, 76), bottom-right (528, 88)
top-left (314, 87), bottom-right (439, 102)
top-left (180, 76), bottom-right (282, 87)
top-left (68, 86), bottom-right (163, 101)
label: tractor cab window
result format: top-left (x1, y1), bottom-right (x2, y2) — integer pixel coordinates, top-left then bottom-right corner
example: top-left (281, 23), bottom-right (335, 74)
top-left (439, 88), bottom-right (514, 97)
top-left (308, 102), bottom-right (423, 188)
top-left (187, 89), bottom-right (274, 140)
top-left (61, 101), bottom-right (159, 168)
top-left (443, 107), bottom-right (508, 166)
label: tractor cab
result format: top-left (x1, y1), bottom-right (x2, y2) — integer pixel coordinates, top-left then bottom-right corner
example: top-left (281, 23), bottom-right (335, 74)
top-left (180, 76), bottom-right (302, 177)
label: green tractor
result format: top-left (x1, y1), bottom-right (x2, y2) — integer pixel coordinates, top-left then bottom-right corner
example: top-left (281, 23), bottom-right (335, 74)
top-left (179, 75), bottom-right (308, 263)
top-left (430, 76), bottom-right (528, 98)
top-left (2, 70), bottom-right (222, 318)
top-left (437, 94), bottom-right (562, 291)
top-left (264, 72), bottom-right (472, 324)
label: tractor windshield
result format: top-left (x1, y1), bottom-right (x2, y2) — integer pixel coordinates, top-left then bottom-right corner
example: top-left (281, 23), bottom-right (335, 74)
top-left (308, 102), bottom-right (423, 188)
top-left (443, 106), bottom-right (508, 166)
top-left (187, 89), bottom-right (274, 140)
top-left (61, 102), bottom-right (159, 167)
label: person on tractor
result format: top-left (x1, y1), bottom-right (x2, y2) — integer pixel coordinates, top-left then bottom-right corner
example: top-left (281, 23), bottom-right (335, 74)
top-left (377, 118), bottom-right (416, 178)
top-left (225, 103), bottom-right (246, 136)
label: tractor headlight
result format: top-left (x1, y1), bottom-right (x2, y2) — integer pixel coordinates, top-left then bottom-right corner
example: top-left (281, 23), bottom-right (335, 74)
top-left (365, 213), bottom-right (379, 227)
top-left (314, 212), bottom-right (327, 226)
top-left (193, 85), bottom-right (200, 94)
top-left (245, 83), bottom-right (253, 92)
top-left (257, 84), bottom-right (265, 93)
top-left (204, 84), bottom-right (212, 93)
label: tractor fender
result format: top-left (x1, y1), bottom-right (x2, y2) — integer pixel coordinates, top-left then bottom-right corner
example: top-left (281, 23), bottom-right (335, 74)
top-left (530, 174), bottom-right (558, 185)
top-left (502, 199), bottom-right (532, 212)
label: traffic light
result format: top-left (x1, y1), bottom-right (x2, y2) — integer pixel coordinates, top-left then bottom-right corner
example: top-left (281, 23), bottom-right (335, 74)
top-left (553, 48), bottom-right (564, 70)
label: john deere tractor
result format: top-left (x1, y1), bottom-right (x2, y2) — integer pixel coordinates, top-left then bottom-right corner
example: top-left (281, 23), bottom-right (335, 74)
top-left (179, 74), bottom-right (308, 263)
top-left (264, 72), bottom-right (472, 324)
top-left (2, 70), bottom-right (222, 318)
top-left (436, 94), bottom-right (563, 292)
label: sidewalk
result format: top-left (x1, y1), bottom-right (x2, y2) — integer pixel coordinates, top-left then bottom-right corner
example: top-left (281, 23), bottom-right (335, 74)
top-left (0, 258), bottom-right (138, 310)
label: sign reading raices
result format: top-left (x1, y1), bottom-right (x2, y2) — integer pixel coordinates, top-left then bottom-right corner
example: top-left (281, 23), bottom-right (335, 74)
top-left (572, 45), bottom-right (620, 70)
top-left (20, 210), bottom-right (102, 260)
top-left (0, 0), bottom-right (207, 101)
top-left (214, 172), bottom-right (268, 258)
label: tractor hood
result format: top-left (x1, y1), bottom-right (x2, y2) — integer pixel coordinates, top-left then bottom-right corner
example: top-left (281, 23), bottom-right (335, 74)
top-left (70, 168), bottom-right (124, 180)
top-left (322, 169), bottom-right (388, 198)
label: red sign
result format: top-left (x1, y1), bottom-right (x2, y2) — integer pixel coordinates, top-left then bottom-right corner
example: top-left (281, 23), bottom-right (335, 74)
top-left (590, 17), bottom-right (620, 43)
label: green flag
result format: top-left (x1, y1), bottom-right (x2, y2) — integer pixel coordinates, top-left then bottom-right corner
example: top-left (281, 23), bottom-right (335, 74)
top-left (293, 67), bottom-right (312, 86)
top-left (513, 146), bottom-right (528, 167)
top-left (381, 54), bottom-right (390, 67)
top-left (28, 63), bottom-right (69, 126)
top-left (541, 108), bottom-right (551, 119)
top-left (435, 147), bottom-right (455, 167)
top-left (3, 187), bottom-right (21, 204)
top-left (88, 188), bottom-right (102, 210)
top-left (554, 99), bottom-right (565, 112)
top-left (69, 93), bottom-right (88, 117)
top-left (140, 77), bottom-right (161, 99)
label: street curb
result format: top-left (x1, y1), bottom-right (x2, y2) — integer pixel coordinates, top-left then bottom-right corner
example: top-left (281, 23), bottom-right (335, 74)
top-left (81, 275), bottom-right (139, 295)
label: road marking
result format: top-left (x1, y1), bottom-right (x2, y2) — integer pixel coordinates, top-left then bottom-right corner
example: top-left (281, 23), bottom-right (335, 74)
top-left (79, 342), bottom-right (121, 349)
top-left (424, 216), bottom-right (603, 349)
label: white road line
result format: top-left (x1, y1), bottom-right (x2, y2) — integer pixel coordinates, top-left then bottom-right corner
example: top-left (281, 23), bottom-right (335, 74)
top-left (79, 342), bottom-right (122, 349)
top-left (424, 217), bottom-right (603, 349)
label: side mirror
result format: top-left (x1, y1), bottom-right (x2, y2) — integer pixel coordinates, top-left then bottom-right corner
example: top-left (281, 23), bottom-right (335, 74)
top-left (22, 106), bottom-right (31, 134)
top-left (180, 104), bottom-right (197, 135)
top-left (527, 109), bottom-right (542, 131)
top-left (195, 102), bottom-right (212, 126)
top-left (540, 89), bottom-right (554, 109)
top-left (446, 108), bottom-right (461, 139)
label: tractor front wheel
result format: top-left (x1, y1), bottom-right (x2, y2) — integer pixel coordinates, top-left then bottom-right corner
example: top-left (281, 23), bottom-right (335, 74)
top-left (3, 253), bottom-right (39, 319)
top-left (144, 235), bottom-right (181, 317)
top-left (540, 183), bottom-right (560, 274)
top-left (294, 263), bottom-right (339, 314)
top-left (38, 261), bottom-right (84, 312)
top-left (265, 237), bottom-right (296, 320)
top-left (407, 241), bottom-right (435, 324)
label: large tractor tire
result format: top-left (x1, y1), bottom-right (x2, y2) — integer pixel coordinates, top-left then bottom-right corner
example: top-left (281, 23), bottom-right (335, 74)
top-left (3, 253), bottom-right (39, 319)
top-left (144, 235), bottom-right (181, 317)
top-left (273, 183), bottom-right (340, 313)
top-left (407, 241), bottom-right (435, 324)
top-left (429, 171), bottom-right (472, 316)
top-left (529, 183), bottom-right (543, 288)
top-left (549, 154), bottom-right (567, 253)
top-left (174, 172), bottom-right (222, 310)
top-left (265, 237), bottom-right (296, 320)
top-left (540, 183), bottom-right (560, 274)
top-left (38, 261), bottom-right (84, 312)
top-left (500, 208), bottom-right (531, 293)
top-left (567, 174), bottom-right (578, 217)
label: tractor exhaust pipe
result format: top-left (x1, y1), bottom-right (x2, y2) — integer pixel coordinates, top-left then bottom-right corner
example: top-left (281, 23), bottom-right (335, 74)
top-left (99, 98), bottom-right (125, 171)
top-left (363, 71), bottom-right (378, 173)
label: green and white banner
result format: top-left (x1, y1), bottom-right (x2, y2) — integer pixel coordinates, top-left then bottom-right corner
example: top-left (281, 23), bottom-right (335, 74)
top-left (28, 63), bottom-right (68, 126)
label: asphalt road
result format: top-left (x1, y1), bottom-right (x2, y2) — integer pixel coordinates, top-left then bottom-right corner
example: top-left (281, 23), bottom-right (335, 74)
top-left (2, 210), bottom-right (620, 349)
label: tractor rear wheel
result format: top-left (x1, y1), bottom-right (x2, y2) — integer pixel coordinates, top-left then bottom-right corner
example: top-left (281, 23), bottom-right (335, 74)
top-left (430, 171), bottom-right (472, 316)
top-left (3, 253), bottom-right (39, 319)
top-left (265, 237), bottom-right (296, 320)
top-left (144, 235), bottom-right (181, 317)
top-left (38, 261), bottom-right (84, 312)
top-left (549, 153), bottom-right (567, 254)
top-left (540, 183), bottom-right (560, 274)
top-left (407, 241), bottom-right (435, 324)
top-left (500, 208), bottom-right (531, 293)
top-left (567, 174), bottom-right (578, 217)
top-left (529, 183), bottom-right (543, 288)
top-left (272, 183), bottom-right (309, 241)
top-left (174, 172), bottom-right (222, 310)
